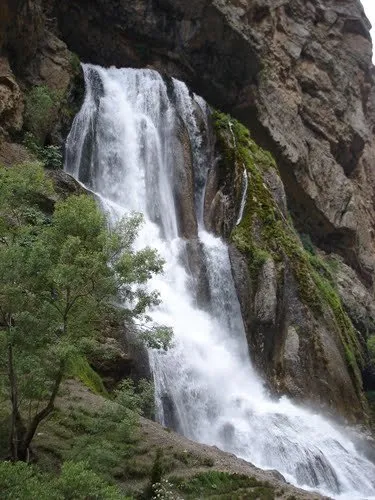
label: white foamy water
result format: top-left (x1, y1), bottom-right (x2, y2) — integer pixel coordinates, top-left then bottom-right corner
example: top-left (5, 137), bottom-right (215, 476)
top-left (65, 64), bottom-right (375, 499)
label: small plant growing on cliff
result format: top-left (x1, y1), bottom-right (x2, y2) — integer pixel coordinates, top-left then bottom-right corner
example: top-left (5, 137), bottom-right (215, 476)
top-left (0, 460), bottom-right (126, 499)
top-left (24, 132), bottom-right (63, 169)
top-left (144, 448), bottom-right (168, 499)
top-left (114, 378), bottom-right (155, 420)
top-left (0, 163), bottom-right (170, 462)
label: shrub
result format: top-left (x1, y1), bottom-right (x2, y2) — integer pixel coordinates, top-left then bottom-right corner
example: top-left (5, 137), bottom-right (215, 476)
top-left (56, 461), bottom-right (126, 499)
top-left (24, 86), bottom-right (57, 142)
top-left (24, 132), bottom-right (63, 169)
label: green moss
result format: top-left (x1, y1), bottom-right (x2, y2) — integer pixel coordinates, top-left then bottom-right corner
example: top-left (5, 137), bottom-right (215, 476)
top-left (70, 52), bottom-right (81, 74)
top-left (212, 110), bottom-right (363, 391)
top-left (68, 353), bottom-right (107, 396)
top-left (37, 401), bottom-right (141, 484)
top-left (300, 233), bottom-right (315, 255)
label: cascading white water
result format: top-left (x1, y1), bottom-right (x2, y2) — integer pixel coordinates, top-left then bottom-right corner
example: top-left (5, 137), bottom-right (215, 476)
top-left (65, 64), bottom-right (375, 500)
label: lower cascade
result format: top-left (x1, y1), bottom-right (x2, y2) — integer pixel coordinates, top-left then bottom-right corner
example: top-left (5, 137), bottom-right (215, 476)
top-left (65, 64), bottom-right (375, 499)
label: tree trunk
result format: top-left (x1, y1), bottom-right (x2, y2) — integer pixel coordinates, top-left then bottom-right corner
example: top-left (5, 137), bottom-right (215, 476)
top-left (7, 340), bottom-right (23, 461)
top-left (17, 363), bottom-right (64, 461)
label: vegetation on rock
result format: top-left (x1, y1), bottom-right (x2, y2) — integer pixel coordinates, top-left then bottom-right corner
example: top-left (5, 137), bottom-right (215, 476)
top-left (24, 132), bottom-right (63, 170)
top-left (24, 86), bottom-right (59, 143)
top-left (213, 111), bottom-right (364, 397)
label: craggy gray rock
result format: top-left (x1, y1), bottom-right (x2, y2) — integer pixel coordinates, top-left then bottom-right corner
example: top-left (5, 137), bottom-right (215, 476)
top-left (330, 256), bottom-right (375, 391)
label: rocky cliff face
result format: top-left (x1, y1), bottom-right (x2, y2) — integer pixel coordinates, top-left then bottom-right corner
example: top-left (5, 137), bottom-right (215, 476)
top-left (1, 0), bottom-right (375, 422)
top-left (52, 0), bottom-right (375, 286)
top-left (0, 0), bottom-right (80, 165)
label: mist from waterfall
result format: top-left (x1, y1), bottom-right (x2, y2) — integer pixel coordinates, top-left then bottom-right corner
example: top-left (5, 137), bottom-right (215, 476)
top-left (65, 64), bottom-right (375, 500)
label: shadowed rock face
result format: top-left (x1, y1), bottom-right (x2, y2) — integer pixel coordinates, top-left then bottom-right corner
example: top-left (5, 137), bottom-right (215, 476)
top-left (51, 0), bottom-right (375, 286)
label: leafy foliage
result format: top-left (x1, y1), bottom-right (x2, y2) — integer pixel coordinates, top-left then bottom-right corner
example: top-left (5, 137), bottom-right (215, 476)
top-left (24, 86), bottom-right (58, 142)
top-left (24, 132), bottom-right (63, 169)
top-left (115, 378), bottom-right (155, 419)
top-left (0, 163), bottom-right (170, 460)
top-left (0, 460), bottom-right (129, 499)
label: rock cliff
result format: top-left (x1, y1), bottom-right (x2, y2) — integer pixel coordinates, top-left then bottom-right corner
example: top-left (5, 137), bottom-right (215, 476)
top-left (1, 0), bottom-right (375, 423)
top-left (52, 0), bottom-right (375, 286)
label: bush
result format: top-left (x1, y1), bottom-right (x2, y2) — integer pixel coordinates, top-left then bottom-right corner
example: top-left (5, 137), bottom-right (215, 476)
top-left (39, 145), bottom-right (63, 169)
top-left (24, 132), bottom-right (63, 169)
top-left (56, 461), bottom-right (126, 499)
top-left (0, 460), bottom-right (128, 500)
top-left (115, 378), bottom-right (155, 419)
top-left (24, 86), bottom-right (58, 142)
top-left (62, 400), bottom-right (140, 480)
top-left (172, 471), bottom-right (275, 499)
top-left (0, 461), bottom-right (57, 500)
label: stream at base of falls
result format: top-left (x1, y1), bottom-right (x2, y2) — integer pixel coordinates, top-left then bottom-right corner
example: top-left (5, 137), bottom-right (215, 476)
top-left (65, 64), bottom-right (375, 500)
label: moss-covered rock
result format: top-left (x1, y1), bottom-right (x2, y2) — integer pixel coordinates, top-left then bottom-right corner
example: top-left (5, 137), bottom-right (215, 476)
top-left (211, 111), bottom-right (367, 422)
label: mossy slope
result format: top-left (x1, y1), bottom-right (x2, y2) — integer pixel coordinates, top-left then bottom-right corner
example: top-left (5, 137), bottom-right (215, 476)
top-left (30, 380), bottom-right (317, 500)
top-left (213, 111), bottom-right (365, 415)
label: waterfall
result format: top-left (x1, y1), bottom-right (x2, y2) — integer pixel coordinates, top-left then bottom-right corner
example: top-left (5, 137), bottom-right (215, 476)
top-left (65, 64), bottom-right (375, 500)
top-left (236, 168), bottom-right (249, 226)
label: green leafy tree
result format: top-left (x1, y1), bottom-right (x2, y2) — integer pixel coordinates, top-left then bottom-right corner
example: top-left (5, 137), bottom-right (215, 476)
top-left (0, 163), bottom-right (171, 461)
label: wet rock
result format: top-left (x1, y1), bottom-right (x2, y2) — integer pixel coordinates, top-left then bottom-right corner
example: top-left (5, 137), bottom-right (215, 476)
top-left (228, 244), bottom-right (253, 336)
top-left (333, 258), bottom-right (375, 339)
top-left (182, 238), bottom-right (211, 309)
top-left (254, 258), bottom-right (277, 325)
top-left (47, 169), bottom-right (85, 198)
top-left (89, 337), bottom-right (134, 388)
top-left (214, 114), bottom-right (366, 421)
top-left (262, 167), bottom-right (287, 218)
top-left (172, 116), bottom-right (198, 239)
top-left (0, 0), bottom-right (81, 164)
top-left (1, 0), bottom-right (374, 424)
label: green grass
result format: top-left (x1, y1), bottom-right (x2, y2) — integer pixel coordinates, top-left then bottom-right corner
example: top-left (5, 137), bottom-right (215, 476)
top-left (171, 471), bottom-right (275, 499)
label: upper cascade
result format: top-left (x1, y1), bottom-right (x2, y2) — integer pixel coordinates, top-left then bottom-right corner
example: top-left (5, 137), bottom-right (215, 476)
top-left (65, 64), bottom-right (375, 500)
